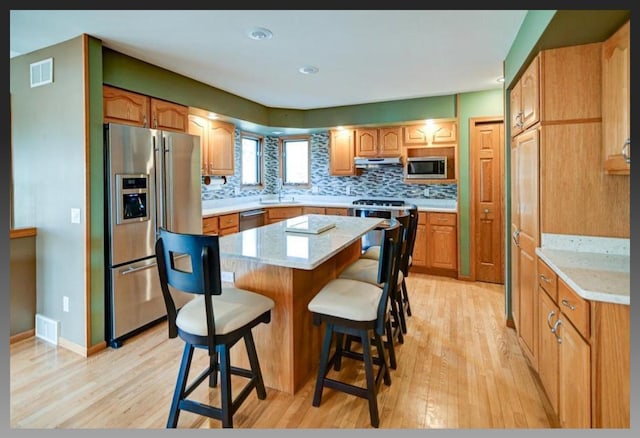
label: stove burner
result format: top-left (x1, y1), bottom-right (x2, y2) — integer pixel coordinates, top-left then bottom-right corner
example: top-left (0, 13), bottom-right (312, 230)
top-left (352, 199), bottom-right (405, 207)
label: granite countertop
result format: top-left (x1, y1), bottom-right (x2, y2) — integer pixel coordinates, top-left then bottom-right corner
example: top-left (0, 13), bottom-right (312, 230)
top-left (536, 234), bottom-right (630, 305)
top-left (202, 195), bottom-right (457, 217)
top-left (218, 214), bottom-right (383, 270)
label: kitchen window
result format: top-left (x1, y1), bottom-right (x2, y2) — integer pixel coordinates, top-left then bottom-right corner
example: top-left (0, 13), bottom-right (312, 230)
top-left (280, 136), bottom-right (310, 186)
top-left (241, 133), bottom-right (263, 186)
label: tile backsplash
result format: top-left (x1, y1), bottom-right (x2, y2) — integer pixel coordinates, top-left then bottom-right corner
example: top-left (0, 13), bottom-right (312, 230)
top-left (202, 131), bottom-right (457, 201)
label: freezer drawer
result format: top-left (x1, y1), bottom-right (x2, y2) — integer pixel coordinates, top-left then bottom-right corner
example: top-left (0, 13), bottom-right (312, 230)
top-left (109, 257), bottom-right (192, 344)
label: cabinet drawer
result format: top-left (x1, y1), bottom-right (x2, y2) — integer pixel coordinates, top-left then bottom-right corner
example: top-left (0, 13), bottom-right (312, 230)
top-left (325, 207), bottom-right (348, 216)
top-left (202, 217), bottom-right (219, 235)
top-left (268, 207), bottom-right (303, 219)
top-left (558, 278), bottom-right (590, 339)
top-left (537, 258), bottom-right (558, 301)
top-left (418, 212), bottom-right (427, 225)
top-left (303, 206), bottom-right (325, 215)
top-left (428, 212), bottom-right (456, 226)
top-left (218, 213), bottom-right (239, 229)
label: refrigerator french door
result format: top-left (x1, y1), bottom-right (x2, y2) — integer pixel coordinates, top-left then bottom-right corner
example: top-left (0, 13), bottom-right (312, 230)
top-left (105, 123), bottom-right (201, 348)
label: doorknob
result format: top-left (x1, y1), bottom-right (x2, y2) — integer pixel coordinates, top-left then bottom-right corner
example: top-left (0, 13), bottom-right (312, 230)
top-left (483, 208), bottom-right (490, 214)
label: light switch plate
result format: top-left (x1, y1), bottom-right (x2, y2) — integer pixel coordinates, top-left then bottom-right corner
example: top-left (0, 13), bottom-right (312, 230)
top-left (71, 208), bottom-right (81, 224)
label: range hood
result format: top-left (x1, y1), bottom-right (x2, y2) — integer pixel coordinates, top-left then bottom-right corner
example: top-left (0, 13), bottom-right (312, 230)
top-left (354, 156), bottom-right (402, 169)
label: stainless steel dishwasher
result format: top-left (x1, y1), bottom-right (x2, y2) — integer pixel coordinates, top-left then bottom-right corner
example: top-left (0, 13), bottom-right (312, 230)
top-left (239, 209), bottom-right (266, 231)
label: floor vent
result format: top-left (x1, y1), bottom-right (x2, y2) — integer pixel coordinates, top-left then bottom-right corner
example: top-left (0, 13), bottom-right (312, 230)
top-left (35, 314), bottom-right (59, 345)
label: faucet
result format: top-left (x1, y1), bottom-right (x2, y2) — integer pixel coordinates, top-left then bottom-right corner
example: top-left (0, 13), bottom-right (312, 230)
top-left (276, 177), bottom-right (283, 202)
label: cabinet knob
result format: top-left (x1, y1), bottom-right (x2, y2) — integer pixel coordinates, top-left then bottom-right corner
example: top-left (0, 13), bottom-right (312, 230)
top-left (547, 310), bottom-right (556, 330)
top-left (539, 274), bottom-right (551, 283)
top-left (561, 298), bottom-right (576, 311)
top-left (553, 319), bottom-right (563, 344)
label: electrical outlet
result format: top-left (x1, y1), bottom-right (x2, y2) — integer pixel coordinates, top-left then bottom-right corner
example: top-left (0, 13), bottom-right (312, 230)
top-left (70, 208), bottom-right (81, 224)
top-left (346, 185), bottom-right (351, 195)
top-left (423, 188), bottom-right (430, 197)
top-left (63, 296), bottom-right (69, 312)
top-left (234, 187), bottom-right (241, 196)
top-left (311, 185), bottom-right (319, 194)
top-left (221, 271), bottom-right (235, 283)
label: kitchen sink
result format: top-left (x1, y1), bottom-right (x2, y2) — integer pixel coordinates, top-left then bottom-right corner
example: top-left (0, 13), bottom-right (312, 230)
top-left (259, 197), bottom-right (299, 205)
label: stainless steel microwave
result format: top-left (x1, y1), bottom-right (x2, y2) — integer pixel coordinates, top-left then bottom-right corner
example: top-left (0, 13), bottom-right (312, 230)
top-left (405, 156), bottom-right (447, 179)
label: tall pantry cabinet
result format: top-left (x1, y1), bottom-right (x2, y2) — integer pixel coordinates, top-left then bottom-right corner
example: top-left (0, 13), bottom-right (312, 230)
top-left (510, 27), bottom-right (630, 427)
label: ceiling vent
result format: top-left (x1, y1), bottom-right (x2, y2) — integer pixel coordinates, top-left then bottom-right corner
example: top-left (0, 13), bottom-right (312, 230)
top-left (30, 57), bottom-right (53, 88)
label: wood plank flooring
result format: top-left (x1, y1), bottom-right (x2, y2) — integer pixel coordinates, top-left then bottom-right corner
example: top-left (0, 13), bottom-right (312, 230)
top-left (9, 273), bottom-right (558, 429)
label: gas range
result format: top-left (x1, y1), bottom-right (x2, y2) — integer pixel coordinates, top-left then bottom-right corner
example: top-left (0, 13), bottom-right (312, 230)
top-left (352, 198), bottom-right (406, 207)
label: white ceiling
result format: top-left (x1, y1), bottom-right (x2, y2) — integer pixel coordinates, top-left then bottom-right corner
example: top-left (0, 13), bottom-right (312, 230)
top-left (10, 10), bottom-right (527, 110)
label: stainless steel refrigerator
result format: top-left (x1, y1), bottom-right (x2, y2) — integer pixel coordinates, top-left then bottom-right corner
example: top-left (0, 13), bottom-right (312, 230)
top-left (104, 123), bottom-right (202, 348)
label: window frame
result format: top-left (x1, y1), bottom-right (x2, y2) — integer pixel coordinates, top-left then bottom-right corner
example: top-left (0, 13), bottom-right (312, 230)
top-left (240, 131), bottom-right (264, 188)
top-left (279, 135), bottom-right (311, 188)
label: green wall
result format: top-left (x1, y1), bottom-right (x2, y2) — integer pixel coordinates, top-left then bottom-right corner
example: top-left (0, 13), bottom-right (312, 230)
top-left (102, 48), bottom-right (457, 131)
top-left (457, 89), bottom-right (505, 278)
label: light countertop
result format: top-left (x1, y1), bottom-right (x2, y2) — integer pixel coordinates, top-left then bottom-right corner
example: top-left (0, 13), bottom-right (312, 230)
top-left (218, 214), bottom-right (383, 270)
top-left (536, 234), bottom-right (630, 305)
top-left (202, 195), bottom-right (457, 217)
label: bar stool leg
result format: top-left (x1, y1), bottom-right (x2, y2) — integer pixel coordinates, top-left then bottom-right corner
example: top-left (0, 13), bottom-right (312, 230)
top-left (219, 345), bottom-right (232, 428)
top-left (360, 330), bottom-right (380, 428)
top-left (167, 343), bottom-right (194, 428)
top-left (313, 324), bottom-right (334, 407)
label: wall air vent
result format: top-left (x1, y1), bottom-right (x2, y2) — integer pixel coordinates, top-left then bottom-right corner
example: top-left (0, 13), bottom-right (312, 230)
top-left (30, 57), bottom-right (53, 88)
top-left (35, 313), bottom-right (59, 345)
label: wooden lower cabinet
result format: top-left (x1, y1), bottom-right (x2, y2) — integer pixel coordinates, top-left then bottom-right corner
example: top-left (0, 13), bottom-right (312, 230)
top-left (202, 216), bottom-right (218, 235)
top-left (202, 213), bottom-right (238, 236)
top-left (411, 211), bottom-right (457, 276)
top-left (267, 207), bottom-right (303, 224)
top-left (302, 206), bottom-right (325, 215)
top-left (535, 256), bottom-right (629, 428)
top-left (557, 311), bottom-right (591, 428)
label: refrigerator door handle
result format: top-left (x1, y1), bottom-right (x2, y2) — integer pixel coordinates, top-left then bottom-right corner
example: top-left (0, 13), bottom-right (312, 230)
top-left (119, 261), bottom-right (158, 275)
top-left (163, 134), bottom-right (175, 232)
top-left (154, 132), bottom-right (165, 235)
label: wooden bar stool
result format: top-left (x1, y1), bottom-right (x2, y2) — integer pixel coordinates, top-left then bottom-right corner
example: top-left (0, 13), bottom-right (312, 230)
top-left (155, 228), bottom-right (275, 428)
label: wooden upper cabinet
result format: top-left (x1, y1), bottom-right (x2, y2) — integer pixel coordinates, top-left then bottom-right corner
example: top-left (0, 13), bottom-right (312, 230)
top-left (355, 127), bottom-right (402, 157)
top-left (329, 129), bottom-right (357, 176)
top-left (208, 120), bottom-right (235, 176)
top-left (103, 85), bottom-right (149, 127)
top-left (188, 115), bottom-right (208, 175)
top-left (520, 55), bottom-right (540, 130)
top-left (150, 98), bottom-right (188, 132)
top-left (602, 20), bottom-right (630, 175)
top-left (103, 85), bottom-right (188, 134)
top-left (510, 56), bottom-right (539, 138)
top-left (403, 120), bottom-right (457, 146)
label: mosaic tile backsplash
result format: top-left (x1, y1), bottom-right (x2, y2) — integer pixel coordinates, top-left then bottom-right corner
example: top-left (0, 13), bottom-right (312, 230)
top-left (201, 131), bottom-right (457, 201)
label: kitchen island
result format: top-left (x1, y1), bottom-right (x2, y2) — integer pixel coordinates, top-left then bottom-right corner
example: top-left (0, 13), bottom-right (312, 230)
top-left (218, 214), bottom-right (383, 394)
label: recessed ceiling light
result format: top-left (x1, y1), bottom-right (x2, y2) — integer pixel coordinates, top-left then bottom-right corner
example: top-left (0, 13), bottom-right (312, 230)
top-left (298, 65), bottom-right (319, 75)
top-left (496, 76), bottom-right (505, 83)
top-left (272, 131), bottom-right (283, 135)
top-left (247, 27), bottom-right (273, 40)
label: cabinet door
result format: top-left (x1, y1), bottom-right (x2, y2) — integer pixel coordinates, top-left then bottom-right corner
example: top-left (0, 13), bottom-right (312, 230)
top-left (512, 128), bottom-right (539, 366)
top-left (188, 115), bottom-right (209, 175)
top-left (355, 129), bottom-right (378, 157)
top-left (303, 206), bottom-right (325, 215)
top-left (329, 129), bottom-right (356, 176)
top-left (150, 98), bottom-right (188, 132)
top-left (208, 121), bottom-right (235, 176)
top-left (558, 318), bottom-right (591, 428)
top-left (403, 124), bottom-right (429, 145)
top-left (411, 213), bottom-right (427, 267)
top-left (538, 288), bottom-right (559, 413)
top-left (202, 217), bottom-right (219, 235)
top-left (378, 127), bottom-right (402, 156)
top-left (520, 55), bottom-right (540, 131)
top-left (602, 20), bottom-right (630, 174)
top-left (510, 81), bottom-right (523, 138)
top-left (426, 224), bottom-right (457, 270)
top-left (103, 85), bottom-right (149, 127)
top-left (431, 121), bottom-right (457, 145)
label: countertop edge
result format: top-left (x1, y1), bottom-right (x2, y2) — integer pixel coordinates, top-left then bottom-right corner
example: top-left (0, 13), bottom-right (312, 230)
top-left (535, 248), bottom-right (629, 306)
top-left (203, 200), bottom-right (457, 217)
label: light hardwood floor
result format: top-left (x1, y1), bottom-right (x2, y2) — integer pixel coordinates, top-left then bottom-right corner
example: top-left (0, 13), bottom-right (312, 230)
top-left (9, 273), bottom-right (558, 429)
